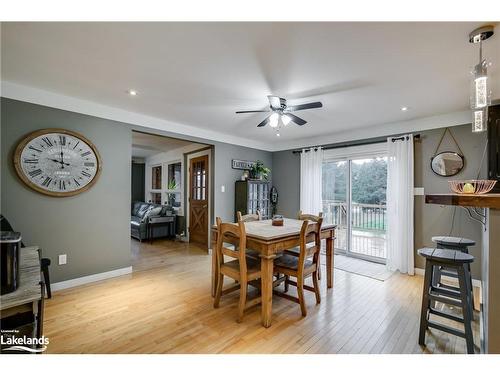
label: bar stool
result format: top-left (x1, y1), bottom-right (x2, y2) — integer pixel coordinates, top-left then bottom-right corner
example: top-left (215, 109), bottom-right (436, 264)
top-left (418, 247), bottom-right (475, 354)
top-left (431, 236), bottom-right (475, 311)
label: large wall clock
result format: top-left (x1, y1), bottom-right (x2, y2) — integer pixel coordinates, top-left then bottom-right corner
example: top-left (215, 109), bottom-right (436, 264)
top-left (14, 128), bottom-right (102, 197)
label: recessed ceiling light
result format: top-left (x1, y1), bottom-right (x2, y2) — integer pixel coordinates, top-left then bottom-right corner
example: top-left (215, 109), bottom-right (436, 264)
top-left (128, 89), bottom-right (138, 96)
top-left (401, 106), bottom-right (409, 111)
top-left (276, 133), bottom-right (280, 137)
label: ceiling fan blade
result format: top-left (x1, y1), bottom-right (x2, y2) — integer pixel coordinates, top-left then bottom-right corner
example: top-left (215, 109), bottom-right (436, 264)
top-left (235, 110), bottom-right (270, 114)
top-left (257, 115), bottom-right (272, 127)
top-left (286, 101), bottom-right (323, 112)
top-left (286, 113), bottom-right (307, 126)
top-left (267, 95), bottom-right (283, 110)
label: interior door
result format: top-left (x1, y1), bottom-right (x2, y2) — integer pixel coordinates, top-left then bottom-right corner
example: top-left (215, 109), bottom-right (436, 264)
top-left (189, 155), bottom-right (209, 248)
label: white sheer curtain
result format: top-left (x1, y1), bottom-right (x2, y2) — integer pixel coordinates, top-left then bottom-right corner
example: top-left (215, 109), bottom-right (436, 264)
top-left (386, 135), bottom-right (415, 275)
top-left (300, 147), bottom-right (323, 215)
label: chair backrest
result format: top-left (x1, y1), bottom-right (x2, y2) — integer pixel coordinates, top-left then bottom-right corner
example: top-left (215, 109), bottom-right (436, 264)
top-left (237, 210), bottom-right (261, 222)
top-left (297, 218), bottom-right (323, 273)
top-left (216, 217), bottom-right (249, 272)
top-left (297, 210), bottom-right (323, 222)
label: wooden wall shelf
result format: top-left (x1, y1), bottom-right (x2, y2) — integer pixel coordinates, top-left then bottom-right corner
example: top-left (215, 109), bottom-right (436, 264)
top-left (425, 193), bottom-right (500, 209)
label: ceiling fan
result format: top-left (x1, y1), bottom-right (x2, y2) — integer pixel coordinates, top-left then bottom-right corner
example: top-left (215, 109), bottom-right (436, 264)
top-left (236, 96), bottom-right (323, 133)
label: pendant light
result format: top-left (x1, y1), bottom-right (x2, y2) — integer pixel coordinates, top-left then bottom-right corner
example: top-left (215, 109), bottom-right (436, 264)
top-left (469, 25), bottom-right (494, 133)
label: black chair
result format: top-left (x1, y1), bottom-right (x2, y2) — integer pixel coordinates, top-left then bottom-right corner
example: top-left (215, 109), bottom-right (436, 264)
top-left (1, 214), bottom-right (52, 299)
top-left (418, 247), bottom-right (475, 354)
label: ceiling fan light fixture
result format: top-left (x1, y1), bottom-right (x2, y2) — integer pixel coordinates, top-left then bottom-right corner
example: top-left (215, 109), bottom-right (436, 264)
top-left (281, 114), bottom-right (291, 126)
top-left (269, 113), bottom-right (280, 128)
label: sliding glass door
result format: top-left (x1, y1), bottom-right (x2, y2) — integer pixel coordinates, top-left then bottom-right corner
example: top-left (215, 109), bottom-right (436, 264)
top-left (322, 155), bottom-right (387, 263)
top-left (322, 160), bottom-right (348, 252)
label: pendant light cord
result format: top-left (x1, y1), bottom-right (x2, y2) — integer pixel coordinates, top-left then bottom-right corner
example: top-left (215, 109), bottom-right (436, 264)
top-left (476, 138), bottom-right (489, 180)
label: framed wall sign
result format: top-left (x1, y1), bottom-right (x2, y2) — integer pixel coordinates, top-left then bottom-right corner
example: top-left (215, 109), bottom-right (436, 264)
top-left (232, 159), bottom-right (256, 170)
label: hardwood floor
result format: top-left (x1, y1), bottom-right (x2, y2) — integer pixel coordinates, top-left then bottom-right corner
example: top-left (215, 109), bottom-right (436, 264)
top-left (43, 238), bottom-right (480, 354)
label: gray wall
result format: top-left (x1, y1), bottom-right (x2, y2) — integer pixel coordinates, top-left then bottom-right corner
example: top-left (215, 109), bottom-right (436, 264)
top-left (271, 124), bottom-right (487, 278)
top-left (414, 124), bottom-right (487, 278)
top-left (214, 143), bottom-right (273, 222)
top-left (1, 98), bottom-right (132, 283)
top-left (272, 150), bottom-right (300, 218)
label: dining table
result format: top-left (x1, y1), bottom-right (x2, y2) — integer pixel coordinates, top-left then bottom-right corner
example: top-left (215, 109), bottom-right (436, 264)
top-left (211, 218), bottom-right (336, 328)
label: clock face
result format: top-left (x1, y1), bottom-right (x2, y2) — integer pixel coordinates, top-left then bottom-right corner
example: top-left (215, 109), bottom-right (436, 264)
top-left (14, 129), bottom-right (102, 197)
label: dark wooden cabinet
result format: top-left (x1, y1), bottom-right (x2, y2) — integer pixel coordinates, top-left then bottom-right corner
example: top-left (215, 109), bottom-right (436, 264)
top-left (235, 180), bottom-right (271, 221)
top-left (488, 104), bottom-right (500, 193)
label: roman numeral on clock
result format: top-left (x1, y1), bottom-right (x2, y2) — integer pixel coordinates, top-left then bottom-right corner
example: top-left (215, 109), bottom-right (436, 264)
top-left (84, 162), bottom-right (95, 167)
top-left (28, 169), bottom-right (42, 178)
top-left (82, 171), bottom-right (92, 178)
top-left (59, 135), bottom-right (66, 146)
top-left (28, 145), bottom-right (42, 153)
top-left (24, 158), bottom-right (39, 164)
top-left (81, 151), bottom-right (91, 157)
top-left (42, 177), bottom-right (52, 187)
top-left (42, 137), bottom-right (53, 147)
top-left (59, 180), bottom-right (66, 190)
top-left (73, 178), bottom-right (81, 187)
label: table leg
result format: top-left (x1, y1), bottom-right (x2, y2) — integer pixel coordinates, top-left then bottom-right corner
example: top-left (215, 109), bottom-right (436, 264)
top-left (326, 235), bottom-right (334, 288)
top-left (261, 256), bottom-right (274, 328)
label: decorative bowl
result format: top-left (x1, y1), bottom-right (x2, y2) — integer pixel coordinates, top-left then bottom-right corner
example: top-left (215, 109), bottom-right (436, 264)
top-left (448, 180), bottom-right (497, 195)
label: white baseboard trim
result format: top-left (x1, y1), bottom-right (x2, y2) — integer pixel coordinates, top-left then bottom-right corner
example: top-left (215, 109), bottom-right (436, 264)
top-left (414, 267), bottom-right (481, 288)
top-left (51, 266), bottom-right (133, 292)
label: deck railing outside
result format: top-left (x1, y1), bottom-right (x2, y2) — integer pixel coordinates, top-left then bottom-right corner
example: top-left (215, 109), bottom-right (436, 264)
top-left (322, 200), bottom-right (387, 259)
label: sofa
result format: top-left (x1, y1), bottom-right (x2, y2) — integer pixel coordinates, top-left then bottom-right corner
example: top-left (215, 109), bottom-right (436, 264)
top-left (131, 202), bottom-right (175, 241)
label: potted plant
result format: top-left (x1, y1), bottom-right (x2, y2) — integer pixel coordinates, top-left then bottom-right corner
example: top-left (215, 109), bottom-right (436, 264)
top-left (166, 179), bottom-right (178, 207)
top-left (249, 161), bottom-right (271, 181)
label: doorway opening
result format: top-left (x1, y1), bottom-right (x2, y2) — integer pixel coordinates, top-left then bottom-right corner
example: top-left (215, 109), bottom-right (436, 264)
top-left (130, 131), bottom-right (213, 270)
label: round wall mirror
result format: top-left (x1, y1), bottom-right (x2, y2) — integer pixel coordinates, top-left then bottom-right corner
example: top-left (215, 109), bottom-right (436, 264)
top-left (430, 151), bottom-right (464, 177)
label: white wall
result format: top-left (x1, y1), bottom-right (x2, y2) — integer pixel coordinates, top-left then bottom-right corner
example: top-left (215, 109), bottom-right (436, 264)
top-left (144, 143), bottom-right (204, 215)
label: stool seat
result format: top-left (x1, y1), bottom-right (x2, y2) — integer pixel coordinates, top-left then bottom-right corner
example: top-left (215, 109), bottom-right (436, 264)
top-left (431, 236), bottom-right (476, 248)
top-left (418, 247), bottom-right (474, 264)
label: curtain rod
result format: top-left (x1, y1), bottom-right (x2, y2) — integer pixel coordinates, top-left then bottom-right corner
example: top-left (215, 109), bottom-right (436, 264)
top-left (291, 134), bottom-right (420, 154)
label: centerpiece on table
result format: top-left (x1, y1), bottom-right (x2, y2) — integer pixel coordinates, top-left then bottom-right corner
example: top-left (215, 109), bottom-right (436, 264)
top-left (272, 215), bottom-right (284, 226)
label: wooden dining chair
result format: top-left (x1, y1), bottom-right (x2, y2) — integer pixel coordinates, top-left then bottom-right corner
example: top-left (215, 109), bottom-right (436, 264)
top-left (237, 210), bottom-right (261, 222)
top-left (213, 217), bottom-right (262, 323)
top-left (274, 218), bottom-right (323, 317)
top-left (297, 210), bottom-right (323, 222)
top-left (285, 211), bottom-right (324, 279)
top-left (236, 210), bottom-right (261, 260)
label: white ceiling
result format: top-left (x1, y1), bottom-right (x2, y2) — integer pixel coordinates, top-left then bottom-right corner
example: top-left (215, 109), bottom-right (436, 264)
top-left (1, 22), bottom-right (499, 151)
top-left (131, 131), bottom-right (204, 158)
